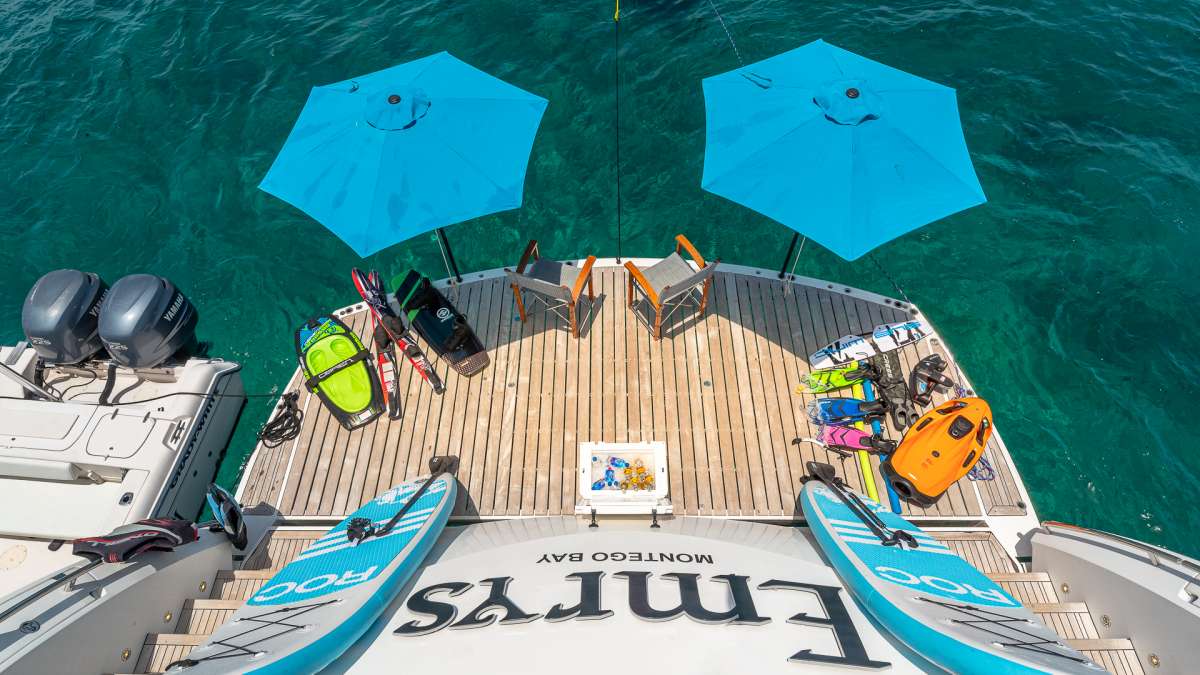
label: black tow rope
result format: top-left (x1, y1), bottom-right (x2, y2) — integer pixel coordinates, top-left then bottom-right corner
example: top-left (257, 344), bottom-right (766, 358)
top-left (256, 392), bottom-right (303, 448)
top-left (346, 456), bottom-right (453, 546)
top-left (806, 461), bottom-right (917, 549)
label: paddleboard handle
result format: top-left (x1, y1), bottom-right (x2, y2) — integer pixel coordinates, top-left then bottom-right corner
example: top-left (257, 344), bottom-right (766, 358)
top-left (347, 456), bottom-right (456, 545)
top-left (805, 461), bottom-right (917, 549)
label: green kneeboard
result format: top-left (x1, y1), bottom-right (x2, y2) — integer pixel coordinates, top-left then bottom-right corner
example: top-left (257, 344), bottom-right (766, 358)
top-left (296, 314), bottom-right (383, 430)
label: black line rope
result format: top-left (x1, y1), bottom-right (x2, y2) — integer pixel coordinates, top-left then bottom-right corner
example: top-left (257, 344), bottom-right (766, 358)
top-left (918, 597), bottom-right (1092, 664)
top-left (869, 253), bottom-right (915, 307)
top-left (704, 0), bottom-right (744, 65)
top-left (256, 392), bottom-right (303, 448)
top-left (166, 599), bottom-right (339, 669)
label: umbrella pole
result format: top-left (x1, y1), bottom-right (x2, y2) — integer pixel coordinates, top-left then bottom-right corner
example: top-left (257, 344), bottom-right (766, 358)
top-left (613, 0), bottom-right (623, 263)
top-left (778, 232), bottom-right (801, 279)
top-left (436, 227), bottom-right (463, 283)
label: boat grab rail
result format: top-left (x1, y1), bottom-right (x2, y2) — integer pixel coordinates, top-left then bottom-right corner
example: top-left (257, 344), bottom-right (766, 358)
top-left (1041, 520), bottom-right (1200, 577)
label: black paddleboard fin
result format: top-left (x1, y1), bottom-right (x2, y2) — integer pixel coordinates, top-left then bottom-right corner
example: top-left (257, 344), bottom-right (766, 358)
top-left (808, 461), bottom-right (839, 485)
top-left (867, 435), bottom-right (898, 454)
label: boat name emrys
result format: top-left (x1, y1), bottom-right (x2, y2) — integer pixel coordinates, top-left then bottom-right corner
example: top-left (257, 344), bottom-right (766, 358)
top-left (395, 571), bottom-right (891, 669)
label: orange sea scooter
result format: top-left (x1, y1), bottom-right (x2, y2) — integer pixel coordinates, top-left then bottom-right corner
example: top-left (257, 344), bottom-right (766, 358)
top-left (881, 397), bottom-right (993, 507)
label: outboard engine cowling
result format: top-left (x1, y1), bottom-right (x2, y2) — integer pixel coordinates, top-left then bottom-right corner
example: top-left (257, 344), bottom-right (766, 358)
top-left (21, 269), bottom-right (109, 364)
top-left (99, 274), bottom-right (198, 368)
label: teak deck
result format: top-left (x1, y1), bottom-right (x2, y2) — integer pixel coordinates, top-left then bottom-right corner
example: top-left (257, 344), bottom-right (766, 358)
top-left (238, 263), bottom-right (1030, 523)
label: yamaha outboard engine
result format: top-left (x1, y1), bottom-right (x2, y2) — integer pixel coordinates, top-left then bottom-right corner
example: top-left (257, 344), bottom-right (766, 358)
top-left (21, 269), bottom-right (109, 364)
top-left (99, 274), bottom-right (198, 368)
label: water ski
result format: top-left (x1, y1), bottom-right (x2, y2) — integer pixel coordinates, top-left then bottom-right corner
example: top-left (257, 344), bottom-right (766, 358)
top-left (870, 318), bottom-right (930, 352)
top-left (809, 334), bottom-right (876, 369)
top-left (801, 463), bottom-right (1101, 674)
top-left (392, 270), bottom-right (489, 377)
top-left (352, 268), bottom-right (445, 397)
top-left (173, 457), bottom-right (458, 675)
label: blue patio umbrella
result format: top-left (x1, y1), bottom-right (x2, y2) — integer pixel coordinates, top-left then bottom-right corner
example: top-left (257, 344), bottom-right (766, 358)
top-left (701, 39), bottom-right (986, 261)
top-left (260, 52), bottom-right (548, 258)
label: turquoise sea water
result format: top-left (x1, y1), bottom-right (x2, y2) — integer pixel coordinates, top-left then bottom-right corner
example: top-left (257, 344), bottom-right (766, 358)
top-left (1, 2), bottom-right (1197, 554)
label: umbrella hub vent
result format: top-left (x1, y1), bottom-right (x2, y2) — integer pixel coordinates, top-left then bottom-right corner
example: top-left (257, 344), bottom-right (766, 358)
top-left (365, 87), bottom-right (431, 131)
top-left (813, 79), bottom-right (880, 126)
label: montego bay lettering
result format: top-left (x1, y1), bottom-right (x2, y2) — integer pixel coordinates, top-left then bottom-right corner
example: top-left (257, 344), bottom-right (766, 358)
top-left (536, 551), bottom-right (713, 564)
top-left (395, 571), bottom-right (891, 669)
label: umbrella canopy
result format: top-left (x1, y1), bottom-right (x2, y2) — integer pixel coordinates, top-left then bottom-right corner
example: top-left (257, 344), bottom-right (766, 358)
top-left (261, 52), bottom-right (548, 257)
top-left (701, 39), bottom-right (986, 261)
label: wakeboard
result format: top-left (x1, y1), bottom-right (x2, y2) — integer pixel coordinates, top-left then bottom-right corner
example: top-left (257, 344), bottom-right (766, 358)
top-left (392, 270), bottom-right (489, 377)
top-left (809, 318), bottom-right (931, 369)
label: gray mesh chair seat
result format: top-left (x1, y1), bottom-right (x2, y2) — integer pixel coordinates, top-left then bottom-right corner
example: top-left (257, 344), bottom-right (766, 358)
top-left (624, 234), bottom-right (718, 339)
top-left (526, 257), bottom-right (584, 291)
top-left (505, 240), bottom-right (597, 338)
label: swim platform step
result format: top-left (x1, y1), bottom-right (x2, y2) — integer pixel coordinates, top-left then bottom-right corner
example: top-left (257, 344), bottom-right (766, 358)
top-left (986, 571), bottom-right (1052, 582)
top-left (210, 569), bottom-right (274, 601)
top-left (241, 528), bottom-right (326, 571)
top-left (1027, 601), bottom-right (1089, 613)
top-left (984, 573), bottom-right (1146, 675)
top-left (1066, 638), bottom-right (1136, 651)
top-left (132, 633), bottom-right (206, 674)
top-left (173, 598), bottom-right (243, 635)
top-left (130, 529), bottom-right (328, 671)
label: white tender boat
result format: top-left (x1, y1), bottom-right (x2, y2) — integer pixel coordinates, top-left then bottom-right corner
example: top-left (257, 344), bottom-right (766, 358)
top-left (0, 271), bottom-right (245, 599)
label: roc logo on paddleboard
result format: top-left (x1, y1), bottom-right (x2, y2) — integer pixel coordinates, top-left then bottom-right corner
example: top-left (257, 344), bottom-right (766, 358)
top-left (253, 567), bottom-right (379, 603)
top-left (871, 566), bottom-right (1015, 606)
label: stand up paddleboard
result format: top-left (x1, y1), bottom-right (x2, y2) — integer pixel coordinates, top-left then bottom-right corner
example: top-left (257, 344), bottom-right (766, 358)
top-left (801, 462), bottom-right (1102, 675)
top-left (810, 318), bottom-right (931, 369)
top-left (172, 458), bottom-right (458, 675)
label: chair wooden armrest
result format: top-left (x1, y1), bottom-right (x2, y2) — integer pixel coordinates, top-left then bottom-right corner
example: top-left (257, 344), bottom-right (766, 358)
top-left (674, 234), bottom-right (707, 268)
top-left (624, 261), bottom-right (660, 308)
top-left (516, 239), bottom-right (540, 274)
top-left (571, 255), bottom-right (598, 301)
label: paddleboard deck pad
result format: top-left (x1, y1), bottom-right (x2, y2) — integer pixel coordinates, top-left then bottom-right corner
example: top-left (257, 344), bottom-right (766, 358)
top-left (810, 318), bottom-right (932, 369)
top-left (173, 466), bottom-right (457, 674)
top-left (392, 270), bottom-right (489, 376)
top-left (800, 469), bottom-right (1101, 674)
